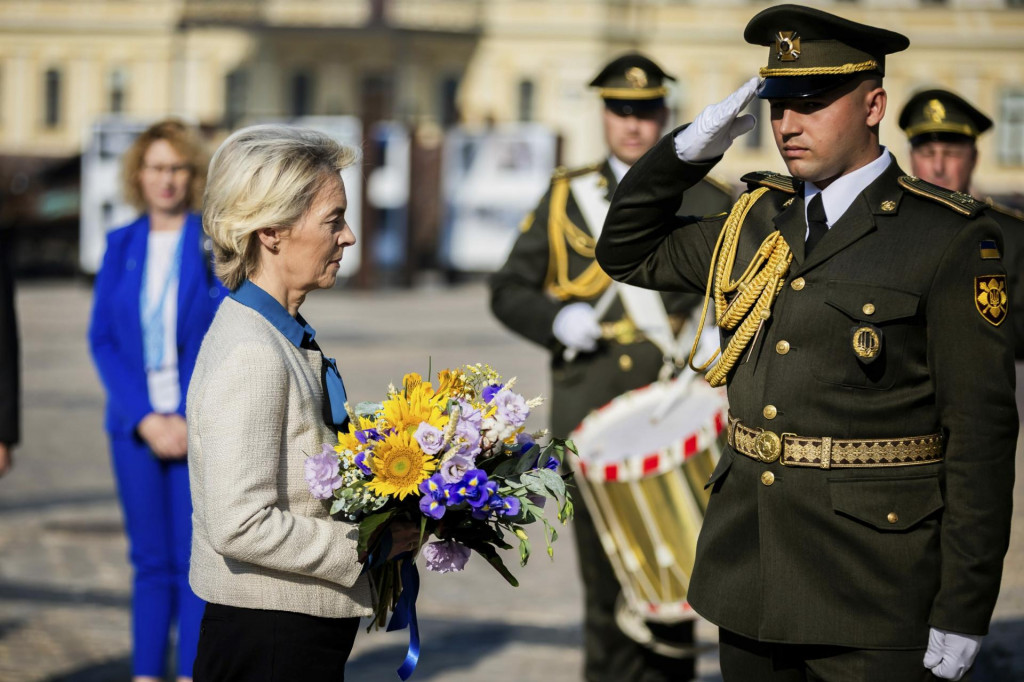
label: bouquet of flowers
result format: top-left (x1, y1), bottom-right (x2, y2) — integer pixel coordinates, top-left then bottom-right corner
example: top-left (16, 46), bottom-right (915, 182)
top-left (304, 363), bottom-right (574, 633)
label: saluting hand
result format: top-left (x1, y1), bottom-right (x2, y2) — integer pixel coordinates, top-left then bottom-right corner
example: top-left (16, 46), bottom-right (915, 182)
top-left (674, 76), bottom-right (759, 162)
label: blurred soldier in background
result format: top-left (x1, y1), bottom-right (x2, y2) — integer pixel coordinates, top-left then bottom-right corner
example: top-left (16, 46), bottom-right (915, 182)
top-left (490, 53), bottom-right (732, 682)
top-left (899, 88), bottom-right (1024, 357)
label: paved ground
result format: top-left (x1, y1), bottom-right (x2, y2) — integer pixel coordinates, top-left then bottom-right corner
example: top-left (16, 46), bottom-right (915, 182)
top-left (0, 280), bottom-right (1022, 681)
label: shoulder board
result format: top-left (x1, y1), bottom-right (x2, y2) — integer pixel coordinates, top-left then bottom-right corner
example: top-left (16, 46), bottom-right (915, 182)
top-left (551, 162), bottom-right (602, 182)
top-left (740, 170), bottom-right (797, 194)
top-left (985, 198), bottom-right (1024, 221)
top-left (898, 176), bottom-right (987, 217)
top-left (701, 174), bottom-right (736, 198)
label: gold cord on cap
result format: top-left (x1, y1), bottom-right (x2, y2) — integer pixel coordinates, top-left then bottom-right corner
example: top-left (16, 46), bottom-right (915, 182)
top-left (759, 59), bottom-right (878, 78)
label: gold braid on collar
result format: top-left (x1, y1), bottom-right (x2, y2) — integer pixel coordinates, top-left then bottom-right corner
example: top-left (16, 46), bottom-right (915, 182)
top-left (543, 176), bottom-right (613, 300)
top-left (688, 187), bottom-right (794, 387)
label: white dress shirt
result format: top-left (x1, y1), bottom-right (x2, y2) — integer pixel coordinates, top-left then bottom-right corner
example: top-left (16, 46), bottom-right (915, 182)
top-left (803, 147), bottom-right (892, 237)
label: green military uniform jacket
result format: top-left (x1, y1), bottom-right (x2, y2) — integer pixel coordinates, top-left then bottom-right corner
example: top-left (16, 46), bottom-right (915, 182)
top-left (595, 131), bottom-right (1017, 649)
top-left (986, 201), bottom-right (1024, 358)
top-left (490, 159), bottom-right (732, 438)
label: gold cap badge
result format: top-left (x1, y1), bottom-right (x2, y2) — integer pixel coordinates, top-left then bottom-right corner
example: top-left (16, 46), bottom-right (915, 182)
top-left (625, 67), bottom-right (648, 89)
top-left (774, 31), bottom-right (801, 61)
top-left (925, 99), bottom-right (947, 124)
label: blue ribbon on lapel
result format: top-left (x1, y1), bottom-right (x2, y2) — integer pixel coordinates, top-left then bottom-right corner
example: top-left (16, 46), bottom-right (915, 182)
top-left (386, 556), bottom-right (421, 680)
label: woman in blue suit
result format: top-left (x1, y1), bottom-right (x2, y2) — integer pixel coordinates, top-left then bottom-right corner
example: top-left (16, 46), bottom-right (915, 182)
top-left (88, 119), bottom-right (226, 682)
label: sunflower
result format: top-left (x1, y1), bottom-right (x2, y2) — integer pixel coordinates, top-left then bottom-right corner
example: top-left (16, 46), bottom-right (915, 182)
top-left (381, 381), bottom-right (448, 433)
top-left (367, 430), bottom-right (437, 499)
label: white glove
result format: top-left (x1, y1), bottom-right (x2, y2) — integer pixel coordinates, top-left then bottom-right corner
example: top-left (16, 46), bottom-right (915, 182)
top-left (553, 302), bottom-right (602, 352)
top-left (923, 628), bottom-right (983, 681)
top-left (674, 77), bottom-right (759, 162)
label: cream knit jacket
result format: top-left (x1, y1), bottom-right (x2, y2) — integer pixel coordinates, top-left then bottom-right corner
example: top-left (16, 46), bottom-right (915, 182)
top-left (187, 298), bottom-right (372, 618)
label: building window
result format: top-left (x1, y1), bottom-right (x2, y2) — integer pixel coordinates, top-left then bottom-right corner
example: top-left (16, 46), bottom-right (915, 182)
top-left (44, 68), bottom-right (61, 128)
top-left (999, 91), bottom-right (1024, 166)
top-left (290, 71), bottom-right (314, 118)
top-left (225, 69), bottom-right (248, 129)
top-left (109, 69), bottom-right (127, 114)
top-left (920, 0), bottom-right (947, 5)
top-left (440, 76), bottom-right (459, 128)
top-left (518, 79), bottom-right (535, 122)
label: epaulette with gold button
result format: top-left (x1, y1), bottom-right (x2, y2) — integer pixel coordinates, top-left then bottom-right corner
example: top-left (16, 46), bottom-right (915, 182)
top-left (898, 176), bottom-right (988, 218)
top-left (985, 198), bottom-right (1024, 221)
top-left (551, 162), bottom-right (602, 182)
top-left (740, 170), bottom-right (797, 194)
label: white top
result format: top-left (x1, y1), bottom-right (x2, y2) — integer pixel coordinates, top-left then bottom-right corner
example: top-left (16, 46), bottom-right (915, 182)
top-left (144, 229), bottom-right (181, 413)
top-left (608, 154), bottom-right (631, 183)
top-left (803, 148), bottom-right (892, 237)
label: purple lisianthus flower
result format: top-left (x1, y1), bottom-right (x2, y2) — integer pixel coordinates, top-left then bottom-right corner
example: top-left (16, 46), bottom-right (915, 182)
top-left (422, 540), bottom-right (471, 574)
top-left (305, 444), bottom-right (343, 500)
top-left (455, 421), bottom-right (483, 458)
top-left (439, 454), bottom-right (474, 485)
top-left (457, 400), bottom-right (483, 430)
top-left (482, 384), bottom-right (504, 404)
top-left (494, 390), bottom-right (529, 428)
top-left (354, 451), bottom-right (371, 475)
top-left (413, 421), bottom-right (444, 455)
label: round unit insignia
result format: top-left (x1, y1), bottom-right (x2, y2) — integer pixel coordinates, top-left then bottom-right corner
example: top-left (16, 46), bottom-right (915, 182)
top-left (852, 325), bottom-right (881, 360)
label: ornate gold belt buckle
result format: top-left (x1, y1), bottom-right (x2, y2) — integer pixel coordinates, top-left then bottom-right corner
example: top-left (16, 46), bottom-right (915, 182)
top-left (753, 430), bottom-right (782, 463)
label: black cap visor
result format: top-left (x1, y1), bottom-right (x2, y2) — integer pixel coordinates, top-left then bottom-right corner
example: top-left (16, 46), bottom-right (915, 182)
top-left (756, 72), bottom-right (862, 99)
top-left (604, 97), bottom-right (666, 116)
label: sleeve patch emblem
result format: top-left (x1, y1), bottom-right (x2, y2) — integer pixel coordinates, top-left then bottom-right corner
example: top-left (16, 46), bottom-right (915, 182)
top-left (979, 239), bottom-right (1001, 260)
top-left (975, 275), bottom-right (1008, 326)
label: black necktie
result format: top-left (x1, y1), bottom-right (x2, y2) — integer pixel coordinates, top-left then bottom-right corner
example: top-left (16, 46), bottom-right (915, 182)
top-left (805, 193), bottom-right (828, 255)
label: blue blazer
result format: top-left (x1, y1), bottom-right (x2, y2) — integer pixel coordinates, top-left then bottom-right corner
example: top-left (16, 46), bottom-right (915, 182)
top-left (88, 213), bottom-right (227, 437)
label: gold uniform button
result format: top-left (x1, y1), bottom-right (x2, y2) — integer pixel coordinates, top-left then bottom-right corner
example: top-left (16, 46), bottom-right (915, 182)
top-left (862, 303), bottom-right (876, 316)
top-left (790, 277), bottom-right (806, 291)
top-left (775, 340), bottom-right (790, 355)
top-left (887, 512), bottom-right (899, 524)
top-left (761, 471), bottom-right (775, 486)
top-left (763, 405), bottom-right (777, 420)
top-left (618, 354), bottom-right (633, 372)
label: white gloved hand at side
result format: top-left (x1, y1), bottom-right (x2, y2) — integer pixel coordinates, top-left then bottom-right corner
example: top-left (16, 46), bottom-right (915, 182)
top-left (553, 302), bottom-right (602, 352)
top-left (923, 628), bottom-right (983, 681)
top-left (674, 77), bottom-right (760, 162)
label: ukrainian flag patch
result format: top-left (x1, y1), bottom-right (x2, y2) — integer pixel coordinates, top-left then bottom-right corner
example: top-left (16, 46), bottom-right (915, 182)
top-left (980, 239), bottom-right (1001, 260)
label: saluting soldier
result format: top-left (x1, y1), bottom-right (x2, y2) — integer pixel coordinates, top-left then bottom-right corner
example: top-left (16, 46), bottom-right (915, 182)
top-left (899, 88), bottom-right (1024, 358)
top-left (597, 5), bottom-right (1016, 681)
top-left (490, 53), bottom-right (732, 682)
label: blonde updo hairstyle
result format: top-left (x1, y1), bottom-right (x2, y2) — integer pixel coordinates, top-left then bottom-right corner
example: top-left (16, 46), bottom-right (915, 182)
top-left (122, 118), bottom-right (206, 212)
top-left (203, 124), bottom-right (360, 291)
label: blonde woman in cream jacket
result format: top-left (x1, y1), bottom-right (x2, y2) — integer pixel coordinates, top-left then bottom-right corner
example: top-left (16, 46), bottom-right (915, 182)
top-left (187, 124), bottom-right (417, 681)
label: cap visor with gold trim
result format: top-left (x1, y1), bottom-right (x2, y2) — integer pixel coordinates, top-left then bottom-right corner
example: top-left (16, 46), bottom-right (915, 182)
top-left (899, 88), bottom-right (993, 145)
top-left (744, 4), bottom-right (909, 99)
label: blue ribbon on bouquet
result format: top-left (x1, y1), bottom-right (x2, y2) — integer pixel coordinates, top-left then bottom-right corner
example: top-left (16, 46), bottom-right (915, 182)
top-left (386, 555), bottom-right (421, 680)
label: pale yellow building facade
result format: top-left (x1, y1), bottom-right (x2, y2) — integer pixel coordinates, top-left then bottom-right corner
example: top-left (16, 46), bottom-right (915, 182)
top-left (1, 0), bottom-right (1022, 193)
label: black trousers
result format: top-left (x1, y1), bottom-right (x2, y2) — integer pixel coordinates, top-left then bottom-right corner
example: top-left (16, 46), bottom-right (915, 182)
top-left (719, 629), bottom-right (954, 682)
top-left (193, 602), bottom-right (360, 682)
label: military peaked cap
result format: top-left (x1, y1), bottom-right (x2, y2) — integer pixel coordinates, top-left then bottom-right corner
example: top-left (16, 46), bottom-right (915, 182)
top-left (590, 53), bottom-right (675, 115)
top-left (899, 89), bottom-right (993, 146)
top-left (744, 4), bottom-right (909, 99)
